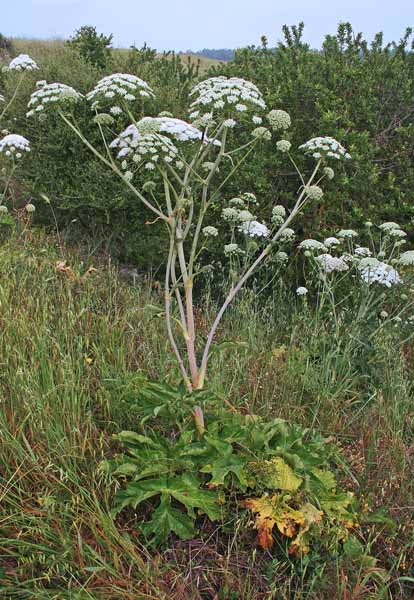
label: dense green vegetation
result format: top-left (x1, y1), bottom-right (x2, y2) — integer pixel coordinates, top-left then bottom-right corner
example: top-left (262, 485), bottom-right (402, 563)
top-left (2, 22), bottom-right (414, 267)
top-left (0, 22), bottom-right (414, 599)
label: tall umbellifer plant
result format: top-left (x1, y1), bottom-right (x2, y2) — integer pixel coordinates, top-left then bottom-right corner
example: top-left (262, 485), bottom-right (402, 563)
top-left (26, 72), bottom-right (351, 391)
top-left (0, 54), bottom-right (39, 216)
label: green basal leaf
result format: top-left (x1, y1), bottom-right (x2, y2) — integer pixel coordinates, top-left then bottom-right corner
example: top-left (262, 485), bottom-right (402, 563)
top-left (141, 493), bottom-right (195, 544)
top-left (201, 454), bottom-right (248, 488)
top-left (166, 474), bottom-right (222, 521)
top-left (112, 473), bottom-right (221, 522)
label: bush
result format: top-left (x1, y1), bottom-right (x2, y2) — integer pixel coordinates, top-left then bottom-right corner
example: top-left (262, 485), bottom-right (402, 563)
top-left (66, 25), bottom-right (113, 69)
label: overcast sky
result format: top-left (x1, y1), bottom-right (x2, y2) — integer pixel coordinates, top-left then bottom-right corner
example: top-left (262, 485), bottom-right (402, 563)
top-left (3, 0), bottom-right (414, 50)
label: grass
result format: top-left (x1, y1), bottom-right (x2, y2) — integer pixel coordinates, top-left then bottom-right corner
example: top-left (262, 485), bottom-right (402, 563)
top-left (10, 38), bottom-right (222, 74)
top-left (0, 229), bottom-right (413, 598)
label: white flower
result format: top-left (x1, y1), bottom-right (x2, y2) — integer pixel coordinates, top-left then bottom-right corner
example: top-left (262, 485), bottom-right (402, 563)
top-left (7, 54), bottom-right (39, 72)
top-left (267, 109), bottom-right (291, 130)
top-left (202, 226), bottom-right (218, 237)
top-left (272, 205), bottom-right (287, 225)
top-left (360, 261), bottom-right (401, 287)
top-left (252, 116), bottom-right (262, 125)
top-left (222, 207), bottom-right (240, 222)
top-left (316, 254), bottom-right (349, 273)
top-left (27, 81), bottom-right (82, 116)
top-left (223, 119), bottom-right (236, 128)
top-left (25, 203), bottom-right (36, 213)
top-left (276, 139), bottom-right (291, 153)
top-left (110, 106), bottom-right (123, 115)
top-left (338, 229), bottom-right (358, 239)
top-left (299, 239), bottom-right (327, 252)
top-left (398, 251), bottom-right (414, 266)
top-left (387, 228), bottom-right (407, 238)
top-left (252, 127), bottom-right (271, 140)
top-left (229, 197), bottom-right (245, 207)
top-left (0, 205), bottom-right (8, 213)
top-left (324, 237), bottom-right (340, 248)
top-left (136, 116), bottom-right (219, 145)
top-left (296, 286), bottom-right (308, 296)
top-left (275, 251), bottom-right (288, 263)
top-left (279, 228), bottom-right (295, 242)
top-left (323, 166), bottom-right (335, 179)
top-left (189, 77), bottom-right (266, 118)
top-left (224, 243), bottom-right (244, 256)
top-left (0, 134), bottom-right (30, 157)
top-left (93, 113), bottom-right (114, 126)
top-left (299, 137), bottom-right (351, 161)
top-left (305, 185), bottom-right (324, 201)
top-left (238, 209), bottom-right (255, 222)
top-left (380, 310), bottom-right (389, 319)
top-left (238, 220), bottom-right (270, 238)
top-left (110, 125), bottom-right (179, 169)
top-left (87, 73), bottom-right (154, 110)
top-left (379, 222), bottom-right (400, 232)
top-left (272, 205), bottom-right (286, 218)
top-left (242, 192), bottom-right (257, 204)
top-left (354, 246), bottom-right (372, 257)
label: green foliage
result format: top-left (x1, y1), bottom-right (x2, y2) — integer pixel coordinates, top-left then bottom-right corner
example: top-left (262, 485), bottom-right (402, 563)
top-left (3, 23), bottom-right (412, 270)
top-left (103, 390), bottom-right (361, 551)
top-left (211, 22), bottom-right (414, 237)
top-left (66, 25), bottom-right (113, 69)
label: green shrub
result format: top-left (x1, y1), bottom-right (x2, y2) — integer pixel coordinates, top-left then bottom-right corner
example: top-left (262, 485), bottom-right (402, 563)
top-left (66, 25), bottom-right (113, 70)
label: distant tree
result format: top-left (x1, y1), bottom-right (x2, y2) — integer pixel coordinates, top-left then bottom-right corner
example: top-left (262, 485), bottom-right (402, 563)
top-left (66, 25), bottom-right (113, 69)
top-left (185, 48), bottom-right (235, 61)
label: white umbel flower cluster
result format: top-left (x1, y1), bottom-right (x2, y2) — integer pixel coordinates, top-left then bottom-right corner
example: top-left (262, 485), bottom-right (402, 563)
top-left (136, 116), bottom-right (219, 145)
top-left (299, 137), bottom-right (351, 161)
top-left (279, 227), bottom-right (295, 242)
top-left (299, 239), bottom-right (327, 252)
top-left (296, 286), bottom-right (308, 296)
top-left (189, 77), bottom-right (266, 119)
top-left (110, 125), bottom-right (180, 172)
top-left (276, 139), bottom-right (291, 153)
top-left (267, 109), bottom-right (291, 130)
top-left (305, 185), bottom-right (324, 201)
top-left (354, 246), bottom-right (372, 257)
top-left (238, 220), bottom-right (270, 238)
top-left (202, 226), bottom-right (218, 237)
top-left (26, 81), bottom-right (82, 117)
top-left (379, 222), bottom-right (400, 232)
top-left (398, 251), bottom-right (414, 266)
top-left (316, 254), bottom-right (349, 273)
top-left (252, 126), bottom-right (271, 140)
top-left (359, 260), bottom-right (401, 287)
top-left (338, 229), bottom-right (358, 239)
top-left (0, 134), bottom-right (30, 158)
top-left (87, 74), bottom-right (154, 112)
top-left (272, 204), bottom-right (287, 225)
top-left (224, 243), bottom-right (244, 256)
top-left (324, 237), bottom-right (340, 248)
top-left (386, 228), bottom-right (407, 238)
top-left (7, 54), bottom-right (39, 72)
